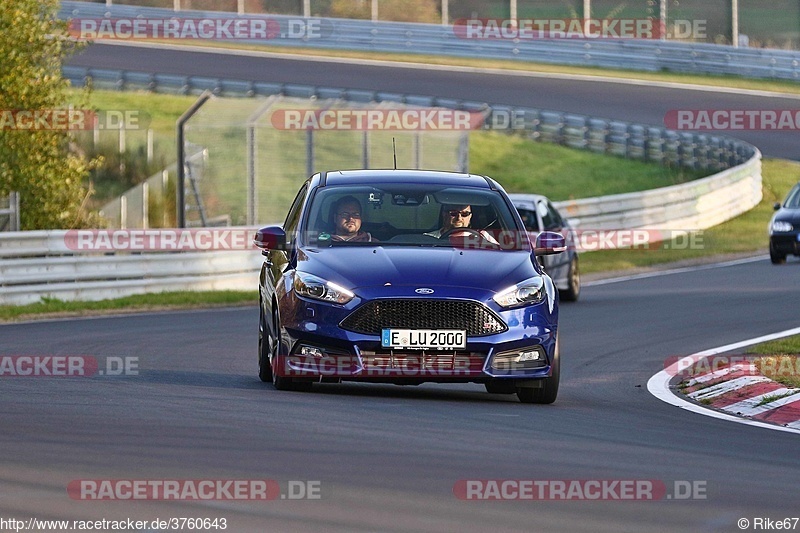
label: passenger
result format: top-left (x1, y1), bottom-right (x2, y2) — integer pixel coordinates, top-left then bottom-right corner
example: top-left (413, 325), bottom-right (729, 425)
top-left (330, 196), bottom-right (376, 243)
top-left (425, 204), bottom-right (499, 243)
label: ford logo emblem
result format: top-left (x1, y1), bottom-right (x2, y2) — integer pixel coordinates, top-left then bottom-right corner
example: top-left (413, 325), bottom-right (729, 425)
top-left (415, 288), bottom-right (434, 294)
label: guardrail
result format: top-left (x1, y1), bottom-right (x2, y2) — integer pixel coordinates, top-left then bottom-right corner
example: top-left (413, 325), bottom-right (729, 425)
top-left (511, 152), bottom-right (762, 236)
top-left (60, 1), bottom-right (800, 80)
top-left (0, 230), bottom-right (261, 305)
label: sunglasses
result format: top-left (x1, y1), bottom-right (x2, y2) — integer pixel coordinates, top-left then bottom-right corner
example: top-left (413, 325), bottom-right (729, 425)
top-left (447, 210), bottom-right (472, 218)
top-left (337, 211), bottom-right (361, 220)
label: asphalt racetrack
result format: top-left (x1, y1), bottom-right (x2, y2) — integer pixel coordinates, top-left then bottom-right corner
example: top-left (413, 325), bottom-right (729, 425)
top-left (1, 43), bottom-right (799, 532)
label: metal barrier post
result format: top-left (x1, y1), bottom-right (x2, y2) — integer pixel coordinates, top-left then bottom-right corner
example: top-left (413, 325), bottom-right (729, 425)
top-left (176, 91), bottom-right (212, 228)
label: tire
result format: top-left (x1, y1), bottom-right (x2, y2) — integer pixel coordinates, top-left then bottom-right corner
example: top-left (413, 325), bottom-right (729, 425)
top-left (485, 380), bottom-right (517, 394)
top-left (770, 245), bottom-right (786, 265)
top-left (517, 337), bottom-right (560, 404)
top-left (560, 257), bottom-right (580, 302)
top-left (258, 304), bottom-right (273, 383)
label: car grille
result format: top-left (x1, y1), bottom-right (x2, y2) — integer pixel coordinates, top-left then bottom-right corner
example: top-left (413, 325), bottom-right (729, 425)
top-left (340, 299), bottom-right (507, 336)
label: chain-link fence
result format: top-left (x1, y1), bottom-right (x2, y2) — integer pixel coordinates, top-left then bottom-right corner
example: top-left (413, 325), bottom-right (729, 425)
top-left (99, 95), bottom-right (469, 228)
top-left (178, 95), bottom-right (469, 227)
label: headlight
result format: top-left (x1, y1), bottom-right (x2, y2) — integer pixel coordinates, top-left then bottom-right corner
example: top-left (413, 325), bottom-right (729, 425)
top-left (493, 277), bottom-right (545, 308)
top-left (293, 272), bottom-right (355, 304)
top-left (771, 220), bottom-right (793, 233)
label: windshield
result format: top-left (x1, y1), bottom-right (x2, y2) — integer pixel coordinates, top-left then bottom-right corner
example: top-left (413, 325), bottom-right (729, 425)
top-left (302, 184), bottom-right (528, 251)
top-left (784, 183), bottom-right (800, 209)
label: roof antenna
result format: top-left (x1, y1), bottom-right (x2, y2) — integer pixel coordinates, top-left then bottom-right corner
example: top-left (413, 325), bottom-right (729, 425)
top-left (392, 137), bottom-right (397, 170)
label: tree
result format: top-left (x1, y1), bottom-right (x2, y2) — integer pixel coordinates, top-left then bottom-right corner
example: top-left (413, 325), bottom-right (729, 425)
top-left (0, 0), bottom-right (97, 229)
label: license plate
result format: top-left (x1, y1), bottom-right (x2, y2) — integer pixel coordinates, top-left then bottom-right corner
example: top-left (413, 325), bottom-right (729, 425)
top-left (381, 329), bottom-right (466, 350)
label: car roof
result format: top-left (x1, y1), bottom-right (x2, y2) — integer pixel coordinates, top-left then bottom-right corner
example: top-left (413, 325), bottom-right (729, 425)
top-left (507, 193), bottom-right (549, 209)
top-left (321, 169), bottom-right (494, 189)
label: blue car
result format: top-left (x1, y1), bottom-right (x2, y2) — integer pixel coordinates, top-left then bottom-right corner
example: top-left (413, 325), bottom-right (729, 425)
top-left (254, 170), bottom-right (566, 404)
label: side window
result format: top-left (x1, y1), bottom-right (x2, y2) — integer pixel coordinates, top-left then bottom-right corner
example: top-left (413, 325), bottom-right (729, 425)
top-left (546, 201), bottom-right (564, 228)
top-left (518, 208), bottom-right (540, 231)
top-left (538, 201), bottom-right (558, 230)
top-left (283, 184), bottom-right (308, 247)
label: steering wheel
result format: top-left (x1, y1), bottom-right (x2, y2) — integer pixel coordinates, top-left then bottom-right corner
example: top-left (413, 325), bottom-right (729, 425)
top-left (439, 227), bottom-right (484, 240)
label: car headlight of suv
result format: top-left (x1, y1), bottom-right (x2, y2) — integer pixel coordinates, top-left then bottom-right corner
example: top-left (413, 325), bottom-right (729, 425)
top-left (294, 272), bottom-right (355, 304)
top-left (493, 277), bottom-right (545, 308)
top-left (771, 220), bottom-right (793, 233)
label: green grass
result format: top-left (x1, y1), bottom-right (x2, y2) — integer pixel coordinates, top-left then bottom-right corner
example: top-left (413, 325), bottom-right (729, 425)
top-left (0, 291), bottom-right (256, 322)
top-left (471, 131), bottom-right (705, 200)
top-left (757, 391), bottom-right (800, 406)
top-left (746, 335), bottom-right (800, 356)
top-left (579, 158), bottom-right (800, 274)
top-left (746, 335), bottom-right (800, 389)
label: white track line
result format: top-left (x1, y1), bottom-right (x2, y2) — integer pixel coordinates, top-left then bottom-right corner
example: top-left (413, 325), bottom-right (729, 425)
top-left (685, 363), bottom-right (753, 386)
top-left (687, 376), bottom-right (771, 402)
top-left (585, 255), bottom-right (766, 287)
top-left (648, 326), bottom-right (800, 435)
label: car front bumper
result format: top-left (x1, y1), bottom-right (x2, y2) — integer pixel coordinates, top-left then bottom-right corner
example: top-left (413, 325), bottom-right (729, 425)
top-left (275, 290), bottom-right (558, 384)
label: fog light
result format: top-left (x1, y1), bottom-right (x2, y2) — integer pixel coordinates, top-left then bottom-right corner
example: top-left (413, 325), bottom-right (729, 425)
top-left (491, 346), bottom-right (547, 371)
top-left (519, 350), bottom-right (541, 362)
top-left (300, 346), bottom-right (325, 358)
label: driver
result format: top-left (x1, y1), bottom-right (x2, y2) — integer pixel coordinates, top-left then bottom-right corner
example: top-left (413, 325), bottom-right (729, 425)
top-left (330, 196), bottom-right (377, 243)
top-left (424, 204), bottom-right (498, 243)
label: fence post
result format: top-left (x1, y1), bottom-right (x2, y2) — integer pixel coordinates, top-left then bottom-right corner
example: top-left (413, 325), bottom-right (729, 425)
top-left (176, 91), bottom-right (212, 228)
top-left (247, 124), bottom-right (257, 225)
top-left (306, 128), bottom-right (314, 177)
top-left (457, 133), bottom-right (469, 173)
top-left (142, 182), bottom-right (149, 229)
top-left (10, 192), bottom-right (20, 232)
top-left (162, 170), bottom-right (169, 227)
top-left (362, 130), bottom-right (370, 168)
top-left (147, 128), bottom-right (154, 164)
top-left (120, 195), bottom-right (127, 230)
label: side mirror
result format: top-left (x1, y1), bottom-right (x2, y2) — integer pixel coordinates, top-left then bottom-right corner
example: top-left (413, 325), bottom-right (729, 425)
top-left (254, 226), bottom-right (286, 251)
top-left (774, 202), bottom-right (782, 211)
top-left (534, 231), bottom-right (566, 256)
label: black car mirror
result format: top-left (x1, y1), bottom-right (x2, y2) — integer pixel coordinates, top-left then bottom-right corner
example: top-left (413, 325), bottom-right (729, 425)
top-left (534, 231), bottom-right (567, 256)
top-left (254, 226), bottom-right (287, 252)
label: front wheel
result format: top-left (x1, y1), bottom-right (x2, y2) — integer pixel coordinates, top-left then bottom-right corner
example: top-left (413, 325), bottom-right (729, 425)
top-left (560, 257), bottom-right (580, 302)
top-left (770, 245), bottom-right (786, 265)
top-left (258, 304), bottom-right (272, 382)
top-left (517, 337), bottom-right (560, 404)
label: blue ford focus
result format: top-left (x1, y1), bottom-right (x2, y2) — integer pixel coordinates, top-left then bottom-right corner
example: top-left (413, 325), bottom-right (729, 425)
top-left (255, 170), bottom-right (566, 403)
